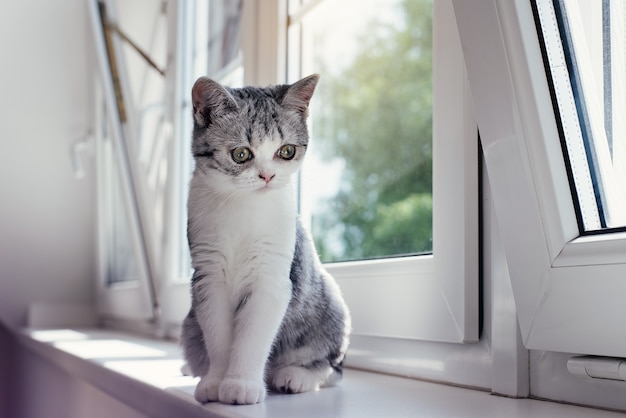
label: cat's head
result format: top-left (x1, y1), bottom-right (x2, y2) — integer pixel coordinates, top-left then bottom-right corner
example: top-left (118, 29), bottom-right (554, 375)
top-left (190, 74), bottom-right (319, 194)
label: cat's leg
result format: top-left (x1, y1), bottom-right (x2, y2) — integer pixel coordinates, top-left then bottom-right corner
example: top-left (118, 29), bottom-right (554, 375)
top-left (268, 346), bottom-right (341, 394)
top-left (193, 279), bottom-right (234, 403)
top-left (271, 365), bottom-right (334, 394)
top-left (218, 277), bottom-right (291, 405)
top-left (267, 332), bottom-right (347, 394)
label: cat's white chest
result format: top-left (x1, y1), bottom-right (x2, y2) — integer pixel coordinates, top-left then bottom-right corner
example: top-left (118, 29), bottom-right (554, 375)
top-left (219, 195), bottom-right (294, 254)
top-left (189, 184), bottom-right (297, 287)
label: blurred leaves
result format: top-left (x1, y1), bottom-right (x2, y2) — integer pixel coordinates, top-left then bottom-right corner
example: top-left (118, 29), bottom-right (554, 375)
top-left (311, 0), bottom-right (433, 262)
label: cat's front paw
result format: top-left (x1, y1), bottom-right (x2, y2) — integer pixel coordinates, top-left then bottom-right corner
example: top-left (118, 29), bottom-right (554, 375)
top-left (194, 375), bottom-right (221, 403)
top-left (218, 377), bottom-right (266, 405)
top-left (272, 366), bottom-right (321, 394)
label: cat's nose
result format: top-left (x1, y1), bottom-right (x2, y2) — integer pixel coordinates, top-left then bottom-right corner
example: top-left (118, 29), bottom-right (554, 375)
top-left (259, 172), bottom-right (275, 184)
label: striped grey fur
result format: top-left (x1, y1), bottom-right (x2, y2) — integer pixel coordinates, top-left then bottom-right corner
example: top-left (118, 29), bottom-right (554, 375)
top-left (180, 75), bottom-right (351, 404)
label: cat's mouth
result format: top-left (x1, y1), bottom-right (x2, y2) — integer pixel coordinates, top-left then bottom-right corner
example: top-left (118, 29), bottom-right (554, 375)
top-left (256, 179), bottom-right (285, 192)
top-left (257, 183), bottom-right (274, 192)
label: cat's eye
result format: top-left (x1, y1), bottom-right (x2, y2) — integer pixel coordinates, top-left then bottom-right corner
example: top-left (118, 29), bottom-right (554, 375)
top-left (231, 147), bottom-right (253, 163)
top-left (277, 144), bottom-right (296, 160)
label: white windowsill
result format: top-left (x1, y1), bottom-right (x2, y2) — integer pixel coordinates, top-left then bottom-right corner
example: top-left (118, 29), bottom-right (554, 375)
top-left (18, 328), bottom-right (624, 418)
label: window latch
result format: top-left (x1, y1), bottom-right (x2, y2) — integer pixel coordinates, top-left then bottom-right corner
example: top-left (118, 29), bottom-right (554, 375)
top-left (71, 131), bottom-right (94, 179)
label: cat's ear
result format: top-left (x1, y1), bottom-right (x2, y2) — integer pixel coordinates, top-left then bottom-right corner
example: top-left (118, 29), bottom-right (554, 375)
top-left (191, 77), bottom-right (238, 127)
top-left (280, 74), bottom-right (320, 116)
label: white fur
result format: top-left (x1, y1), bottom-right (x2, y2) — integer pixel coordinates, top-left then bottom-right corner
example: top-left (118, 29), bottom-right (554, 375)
top-left (271, 366), bottom-right (329, 394)
top-left (188, 136), bottom-right (302, 404)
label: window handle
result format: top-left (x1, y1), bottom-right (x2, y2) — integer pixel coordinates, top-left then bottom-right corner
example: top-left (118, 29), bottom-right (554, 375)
top-left (568, 356), bottom-right (626, 381)
top-left (71, 131), bottom-right (94, 179)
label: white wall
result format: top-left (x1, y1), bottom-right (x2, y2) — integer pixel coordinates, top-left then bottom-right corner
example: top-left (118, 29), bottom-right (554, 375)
top-left (0, 0), bottom-right (95, 328)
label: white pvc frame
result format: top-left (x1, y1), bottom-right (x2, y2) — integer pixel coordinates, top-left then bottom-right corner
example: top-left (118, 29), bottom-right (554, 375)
top-left (291, 0), bottom-right (479, 344)
top-left (89, 0), bottom-right (158, 321)
top-left (160, 0), bottom-right (479, 347)
top-left (453, 0), bottom-right (626, 356)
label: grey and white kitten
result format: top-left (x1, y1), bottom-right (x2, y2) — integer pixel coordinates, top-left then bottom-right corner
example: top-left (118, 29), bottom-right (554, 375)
top-left (181, 74), bottom-right (351, 405)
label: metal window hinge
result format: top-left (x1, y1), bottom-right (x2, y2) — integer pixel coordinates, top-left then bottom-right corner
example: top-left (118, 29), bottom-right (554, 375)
top-left (568, 356), bottom-right (626, 382)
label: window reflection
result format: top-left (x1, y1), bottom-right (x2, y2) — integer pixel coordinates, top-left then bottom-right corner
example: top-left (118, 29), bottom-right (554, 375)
top-left (546, 0), bottom-right (626, 231)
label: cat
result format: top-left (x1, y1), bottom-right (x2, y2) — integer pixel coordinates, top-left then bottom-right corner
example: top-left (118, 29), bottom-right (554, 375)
top-left (180, 74), bottom-right (351, 405)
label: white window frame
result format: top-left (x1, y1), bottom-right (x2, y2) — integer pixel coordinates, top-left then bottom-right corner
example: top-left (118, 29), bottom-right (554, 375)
top-left (453, 0), bottom-right (626, 357)
top-left (159, 0), bottom-right (479, 346)
top-left (89, 0), bottom-right (158, 322)
top-left (93, 79), bottom-right (155, 322)
top-left (290, 0), bottom-right (479, 345)
top-left (91, 0), bottom-right (486, 384)
top-left (285, 0), bottom-right (479, 347)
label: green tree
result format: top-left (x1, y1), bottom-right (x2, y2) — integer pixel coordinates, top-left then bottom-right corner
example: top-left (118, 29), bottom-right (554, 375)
top-left (311, 0), bottom-right (433, 262)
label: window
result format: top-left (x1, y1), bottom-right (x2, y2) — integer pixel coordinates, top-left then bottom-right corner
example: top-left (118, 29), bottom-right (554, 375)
top-left (89, 0), bottom-right (164, 321)
top-left (159, 0), bottom-right (250, 328)
top-left (288, 0), bottom-right (479, 346)
top-left (86, 0), bottom-right (626, 408)
top-left (91, 0), bottom-right (480, 379)
top-left (453, 0), bottom-right (626, 356)
top-left (292, 0), bottom-right (434, 263)
top-left (175, 0), bottom-right (245, 284)
top-left (94, 80), bottom-right (155, 320)
top-left (545, 0), bottom-right (626, 231)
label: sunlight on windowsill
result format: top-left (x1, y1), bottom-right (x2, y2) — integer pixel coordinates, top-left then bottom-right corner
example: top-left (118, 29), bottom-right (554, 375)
top-left (21, 328), bottom-right (626, 418)
top-left (29, 328), bottom-right (199, 390)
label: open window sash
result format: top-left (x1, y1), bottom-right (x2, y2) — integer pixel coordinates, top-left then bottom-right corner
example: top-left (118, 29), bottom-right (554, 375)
top-left (89, 0), bottom-right (174, 321)
top-left (453, 0), bottom-right (626, 356)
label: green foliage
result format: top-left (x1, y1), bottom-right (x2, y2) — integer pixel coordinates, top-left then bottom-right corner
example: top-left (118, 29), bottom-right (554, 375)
top-left (311, 0), bottom-right (433, 262)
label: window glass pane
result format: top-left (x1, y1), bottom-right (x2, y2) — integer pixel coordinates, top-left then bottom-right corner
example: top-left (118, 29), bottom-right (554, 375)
top-left (291, 0), bottom-right (433, 262)
top-left (102, 132), bottom-right (141, 285)
top-left (98, 0), bottom-right (168, 285)
top-left (539, 0), bottom-right (626, 231)
top-left (207, 0), bottom-right (244, 84)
